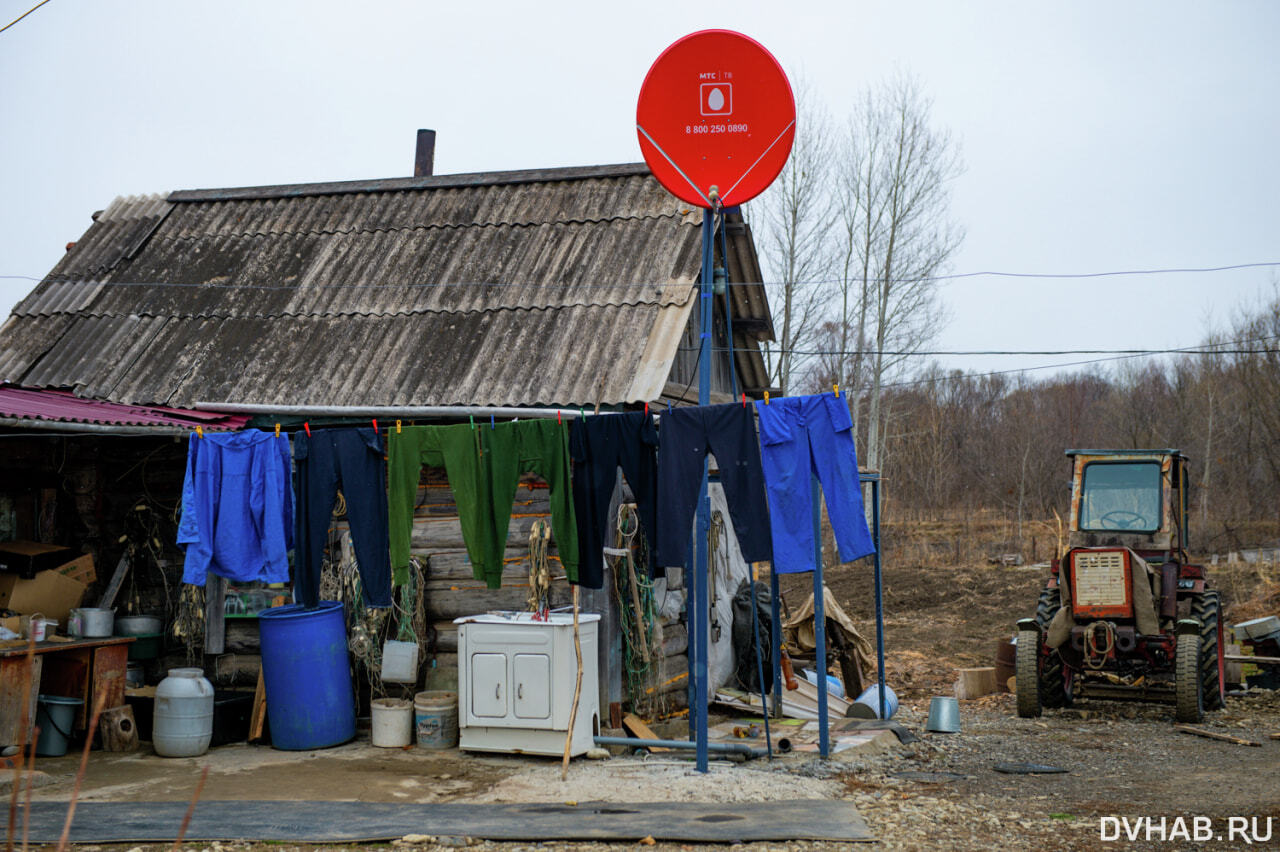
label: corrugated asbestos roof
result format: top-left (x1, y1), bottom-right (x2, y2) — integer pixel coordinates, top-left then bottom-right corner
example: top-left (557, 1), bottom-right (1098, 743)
top-left (1, 163), bottom-right (773, 409)
top-left (0, 384), bottom-right (249, 430)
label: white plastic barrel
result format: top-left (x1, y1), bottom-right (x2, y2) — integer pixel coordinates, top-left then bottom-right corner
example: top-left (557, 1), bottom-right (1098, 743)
top-left (153, 667), bottom-right (214, 757)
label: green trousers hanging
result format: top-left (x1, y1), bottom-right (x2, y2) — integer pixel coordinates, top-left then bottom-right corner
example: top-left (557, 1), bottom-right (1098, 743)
top-left (387, 421), bottom-right (579, 589)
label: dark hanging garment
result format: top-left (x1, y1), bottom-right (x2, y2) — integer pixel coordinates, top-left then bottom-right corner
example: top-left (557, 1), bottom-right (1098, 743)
top-left (654, 403), bottom-right (772, 568)
top-left (294, 428), bottom-right (392, 608)
top-left (569, 411), bottom-right (660, 589)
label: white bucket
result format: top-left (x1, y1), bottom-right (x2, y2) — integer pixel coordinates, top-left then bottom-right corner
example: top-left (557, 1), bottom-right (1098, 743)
top-left (370, 697), bottom-right (413, 747)
top-left (380, 640), bottom-right (419, 683)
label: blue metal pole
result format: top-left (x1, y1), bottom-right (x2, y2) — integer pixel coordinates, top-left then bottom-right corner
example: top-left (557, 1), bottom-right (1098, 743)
top-left (770, 570), bottom-right (782, 717)
top-left (871, 476), bottom-right (886, 719)
top-left (812, 475), bottom-right (828, 758)
top-left (691, 206), bottom-right (715, 773)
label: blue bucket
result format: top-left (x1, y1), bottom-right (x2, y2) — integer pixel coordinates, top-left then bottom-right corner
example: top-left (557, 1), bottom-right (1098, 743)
top-left (851, 683), bottom-right (899, 720)
top-left (257, 601), bottom-right (355, 750)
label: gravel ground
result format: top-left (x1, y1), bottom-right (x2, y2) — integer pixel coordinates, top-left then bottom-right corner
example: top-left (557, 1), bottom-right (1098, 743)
top-left (56, 687), bottom-right (1278, 852)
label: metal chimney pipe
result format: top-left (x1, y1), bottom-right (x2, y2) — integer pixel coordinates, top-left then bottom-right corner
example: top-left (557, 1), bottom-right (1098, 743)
top-left (414, 129), bottom-right (436, 177)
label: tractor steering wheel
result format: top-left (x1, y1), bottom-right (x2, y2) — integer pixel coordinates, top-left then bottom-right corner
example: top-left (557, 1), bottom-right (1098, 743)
top-left (1098, 509), bottom-right (1148, 530)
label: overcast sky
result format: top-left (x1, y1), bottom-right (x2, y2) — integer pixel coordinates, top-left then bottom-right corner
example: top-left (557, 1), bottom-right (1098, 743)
top-left (2, 1), bottom-right (1277, 379)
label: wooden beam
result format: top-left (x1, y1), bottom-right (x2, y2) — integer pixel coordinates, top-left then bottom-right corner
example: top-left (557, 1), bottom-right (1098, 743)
top-left (1174, 725), bottom-right (1261, 746)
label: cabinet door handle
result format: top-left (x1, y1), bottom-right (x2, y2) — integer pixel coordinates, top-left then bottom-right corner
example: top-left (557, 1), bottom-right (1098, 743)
top-left (495, 683), bottom-right (501, 700)
top-left (517, 683), bottom-right (523, 700)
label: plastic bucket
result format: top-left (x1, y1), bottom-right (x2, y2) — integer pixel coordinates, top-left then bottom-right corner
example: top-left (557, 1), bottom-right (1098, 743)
top-left (414, 690), bottom-right (458, 749)
top-left (848, 683), bottom-right (899, 720)
top-left (380, 639), bottom-right (419, 684)
top-left (35, 695), bottom-right (83, 756)
top-left (257, 601), bottom-right (355, 750)
top-left (371, 698), bottom-right (413, 747)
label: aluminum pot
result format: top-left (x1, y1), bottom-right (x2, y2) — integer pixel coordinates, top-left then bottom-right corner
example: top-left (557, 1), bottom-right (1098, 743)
top-left (115, 614), bottom-right (162, 636)
top-left (69, 607), bottom-right (114, 638)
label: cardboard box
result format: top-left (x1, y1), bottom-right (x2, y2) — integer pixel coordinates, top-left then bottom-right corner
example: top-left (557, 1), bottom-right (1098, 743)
top-left (0, 541), bottom-right (74, 579)
top-left (0, 568), bottom-right (87, 624)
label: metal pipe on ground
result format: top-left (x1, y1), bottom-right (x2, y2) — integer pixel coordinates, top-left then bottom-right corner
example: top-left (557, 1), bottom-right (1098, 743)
top-left (593, 736), bottom-right (769, 759)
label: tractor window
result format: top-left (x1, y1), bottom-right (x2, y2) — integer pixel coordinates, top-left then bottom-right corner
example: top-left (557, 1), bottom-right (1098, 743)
top-left (1079, 462), bottom-right (1161, 532)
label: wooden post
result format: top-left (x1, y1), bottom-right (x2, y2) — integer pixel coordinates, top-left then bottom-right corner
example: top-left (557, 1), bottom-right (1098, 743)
top-left (100, 705), bottom-right (139, 752)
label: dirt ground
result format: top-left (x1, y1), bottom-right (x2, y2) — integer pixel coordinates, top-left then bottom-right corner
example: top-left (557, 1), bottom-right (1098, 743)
top-left (12, 551), bottom-right (1280, 851)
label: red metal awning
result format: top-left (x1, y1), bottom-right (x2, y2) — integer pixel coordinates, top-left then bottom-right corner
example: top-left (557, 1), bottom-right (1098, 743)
top-left (0, 385), bottom-right (248, 432)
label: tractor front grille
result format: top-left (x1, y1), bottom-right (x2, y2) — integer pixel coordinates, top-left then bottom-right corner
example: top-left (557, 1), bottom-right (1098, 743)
top-left (1072, 549), bottom-right (1131, 616)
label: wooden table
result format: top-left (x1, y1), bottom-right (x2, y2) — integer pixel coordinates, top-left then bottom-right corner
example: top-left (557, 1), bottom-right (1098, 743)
top-left (0, 636), bottom-right (133, 746)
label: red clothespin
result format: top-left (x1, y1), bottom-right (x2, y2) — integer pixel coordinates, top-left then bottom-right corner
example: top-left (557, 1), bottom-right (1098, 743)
top-left (304, 422), bottom-right (311, 437)
top-left (741, 392), bottom-right (747, 408)
top-left (557, 410), bottom-right (561, 425)
top-left (372, 418), bottom-right (379, 435)
top-left (644, 402), bottom-right (649, 418)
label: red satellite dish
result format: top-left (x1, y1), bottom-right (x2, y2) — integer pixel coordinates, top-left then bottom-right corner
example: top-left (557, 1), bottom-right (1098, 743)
top-left (636, 29), bottom-right (795, 209)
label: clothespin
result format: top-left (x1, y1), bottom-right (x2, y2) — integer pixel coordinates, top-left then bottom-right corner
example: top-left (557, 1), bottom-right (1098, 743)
top-left (196, 425), bottom-right (204, 439)
top-left (667, 401), bottom-right (672, 413)
top-left (741, 392), bottom-right (747, 408)
top-left (470, 415), bottom-right (475, 431)
top-left (644, 402), bottom-right (649, 418)
top-left (372, 418), bottom-right (379, 435)
top-left (274, 423), bottom-right (280, 437)
top-left (833, 384), bottom-right (839, 398)
top-left (490, 414), bottom-right (495, 430)
top-left (557, 410), bottom-right (561, 425)
top-left (764, 391), bottom-right (770, 405)
top-left (304, 421), bottom-right (311, 437)
top-left (395, 419), bottom-right (402, 434)
top-left (579, 406), bottom-right (585, 420)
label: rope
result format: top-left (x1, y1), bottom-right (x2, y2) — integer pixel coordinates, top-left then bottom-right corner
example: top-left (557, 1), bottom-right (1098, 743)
top-left (527, 520), bottom-right (552, 616)
top-left (1083, 621), bottom-right (1116, 669)
top-left (610, 504), bottom-right (662, 718)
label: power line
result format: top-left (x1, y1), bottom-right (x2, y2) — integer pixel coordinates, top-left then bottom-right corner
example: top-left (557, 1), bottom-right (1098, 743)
top-left (0, 0), bottom-right (51, 34)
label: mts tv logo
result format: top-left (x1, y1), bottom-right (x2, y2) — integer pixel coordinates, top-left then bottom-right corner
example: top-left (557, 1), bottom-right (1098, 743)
top-left (700, 82), bottom-right (732, 116)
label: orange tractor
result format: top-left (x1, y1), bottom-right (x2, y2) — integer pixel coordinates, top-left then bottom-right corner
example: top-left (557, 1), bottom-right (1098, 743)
top-left (1016, 450), bottom-right (1224, 722)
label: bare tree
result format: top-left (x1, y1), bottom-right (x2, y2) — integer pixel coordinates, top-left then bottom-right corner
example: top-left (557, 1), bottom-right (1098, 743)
top-left (835, 74), bottom-right (963, 468)
top-left (751, 75), bottom-right (836, 395)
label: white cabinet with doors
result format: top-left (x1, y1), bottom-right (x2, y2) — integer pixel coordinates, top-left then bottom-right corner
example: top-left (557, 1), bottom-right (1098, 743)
top-left (454, 611), bottom-right (600, 756)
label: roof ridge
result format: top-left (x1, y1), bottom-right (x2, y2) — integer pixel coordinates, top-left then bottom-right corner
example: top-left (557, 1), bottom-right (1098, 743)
top-left (167, 163), bottom-right (653, 204)
top-left (138, 210), bottom-right (693, 244)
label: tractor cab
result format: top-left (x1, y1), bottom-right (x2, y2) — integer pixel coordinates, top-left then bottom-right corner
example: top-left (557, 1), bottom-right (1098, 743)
top-left (1066, 449), bottom-right (1190, 563)
top-left (1016, 449), bottom-right (1223, 723)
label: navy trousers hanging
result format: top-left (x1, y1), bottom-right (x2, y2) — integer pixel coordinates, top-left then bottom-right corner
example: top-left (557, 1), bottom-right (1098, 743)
top-left (755, 392), bottom-right (875, 572)
top-left (655, 402), bottom-right (772, 568)
top-left (294, 428), bottom-right (392, 608)
top-left (569, 411), bottom-right (660, 589)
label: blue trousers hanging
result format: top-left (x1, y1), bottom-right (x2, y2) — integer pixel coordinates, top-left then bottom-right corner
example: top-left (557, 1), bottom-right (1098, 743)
top-left (655, 402), bottom-right (772, 568)
top-left (755, 392), bottom-right (875, 572)
top-left (294, 428), bottom-right (392, 608)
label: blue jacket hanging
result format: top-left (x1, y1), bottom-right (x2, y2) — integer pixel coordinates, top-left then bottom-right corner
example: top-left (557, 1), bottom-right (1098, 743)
top-left (178, 430), bottom-right (294, 586)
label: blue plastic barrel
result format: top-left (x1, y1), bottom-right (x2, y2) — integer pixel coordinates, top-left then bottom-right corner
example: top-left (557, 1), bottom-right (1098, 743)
top-left (257, 601), bottom-right (355, 750)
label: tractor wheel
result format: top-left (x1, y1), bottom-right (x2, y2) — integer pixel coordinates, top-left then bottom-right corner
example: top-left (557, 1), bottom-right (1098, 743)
top-left (1034, 587), bottom-right (1060, 629)
top-left (1175, 630), bottom-right (1204, 723)
top-left (1015, 627), bottom-right (1042, 718)
top-left (1191, 591), bottom-right (1226, 710)
top-left (1033, 588), bottom-right (1072, 709)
